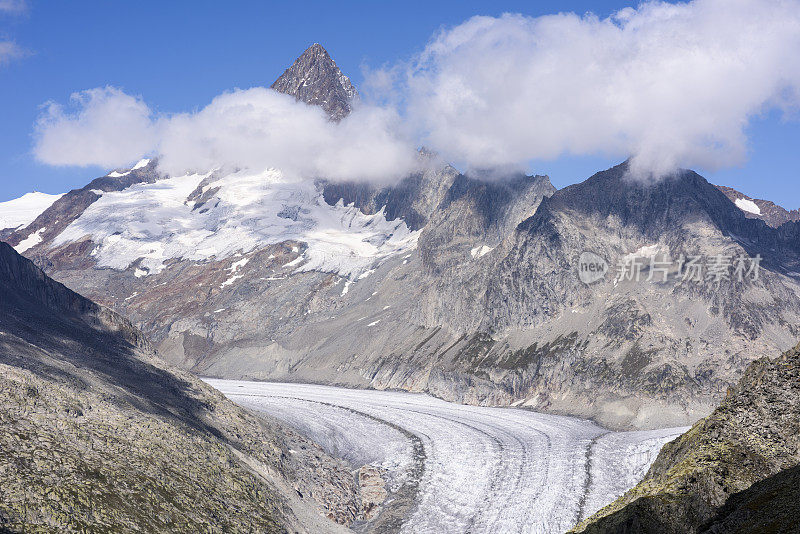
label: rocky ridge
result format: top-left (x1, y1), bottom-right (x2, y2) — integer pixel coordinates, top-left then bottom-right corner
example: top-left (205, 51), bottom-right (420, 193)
top-left (716, 184), bottom-right (800, 228)
top-left (572, 340), bottom-right (800, 533)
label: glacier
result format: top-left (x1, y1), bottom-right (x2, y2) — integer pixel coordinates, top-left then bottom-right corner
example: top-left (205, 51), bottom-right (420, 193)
top-left (206, 380), bottom-right (686, 534)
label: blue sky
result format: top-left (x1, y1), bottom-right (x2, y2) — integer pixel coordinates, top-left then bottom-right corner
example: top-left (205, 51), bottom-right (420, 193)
top-left (1, 0), bottom-right (798, 207)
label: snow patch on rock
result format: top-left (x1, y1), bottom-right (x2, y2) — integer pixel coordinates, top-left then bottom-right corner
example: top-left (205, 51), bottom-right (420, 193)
top-left (221, 257), bottom-right (250, 288)
top-left (14, 227), bottom-right (47, 253)
top-left (735, 197), bottom-right (762, 215)
top-left (621, 244), bottom-right (669, 263)
top-left (470, 245), bottom-right (494, 258)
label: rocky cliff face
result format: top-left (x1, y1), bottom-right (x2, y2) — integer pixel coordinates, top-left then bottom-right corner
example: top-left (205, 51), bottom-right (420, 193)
top-left (0, 242), bottom-right (363, 533)
top-left (271, 43), bottom-right (358, 121)
top-left (572, 341), bottom-right (800, 533)
top-left (322, 150), bottom-right (460, 231)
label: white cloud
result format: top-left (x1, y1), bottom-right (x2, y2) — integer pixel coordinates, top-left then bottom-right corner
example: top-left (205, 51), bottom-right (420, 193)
top-left (0, 1), bottom-right (28, 67)
top-left (157, 88), bottom-right (417, 182)
top-left (32, 0), bottom-right (800, 182)
top-left (35, 87), bottom-right (156, 168)
top-left (34, 86), bottom-right (418, 183)
top-left (400, 0), bottom-right (800, 178)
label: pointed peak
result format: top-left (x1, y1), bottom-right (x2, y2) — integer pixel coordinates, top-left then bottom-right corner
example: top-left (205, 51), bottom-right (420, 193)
top-left (303, 43), bottom-right (330, 57)
top-left (271, 43), bottom-right (358, 121)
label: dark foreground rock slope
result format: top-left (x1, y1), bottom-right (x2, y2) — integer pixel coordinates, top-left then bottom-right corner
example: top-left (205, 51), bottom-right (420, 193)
top-left (572, 341), bottom-right (800, 533)
top-left (0, 241), bottom-right (360, 533)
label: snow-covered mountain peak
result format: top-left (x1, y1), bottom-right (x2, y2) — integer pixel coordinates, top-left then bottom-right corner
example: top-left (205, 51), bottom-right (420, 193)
top-left (0, 191), bottom-right (64, 231)
top-left (107, 158), bottom-right (152, 178)
top-left (51, 168), bottom-right (418, 279)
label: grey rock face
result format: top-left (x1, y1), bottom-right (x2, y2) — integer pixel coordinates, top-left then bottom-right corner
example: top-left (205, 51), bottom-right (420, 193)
top-left (322, 151), bottom-right (460, 230)
top-left (271, 43), bottom-right (358, 121)
top-left (456, 163), bottom-right (800, 426)
top-left (419, 172), bottom-right (556, 278)
top-left (484, 162), bottom-right (800, 334)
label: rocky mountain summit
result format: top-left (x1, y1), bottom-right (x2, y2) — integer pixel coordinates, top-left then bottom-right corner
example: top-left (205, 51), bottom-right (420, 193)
top-left (573, 340), bottom-right (800, 533)
top-left (0, 241), bottom-right (366, 532)
top-left (272, 43), bottom-right (358, 120)
top-left (4, 45), bottom-right (800, 432)
top-left (716, 184), bottom-right (800, 228)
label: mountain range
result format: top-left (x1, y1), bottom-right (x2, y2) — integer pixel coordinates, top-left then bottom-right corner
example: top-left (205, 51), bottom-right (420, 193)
top-left (3, 44), bottom-right (800, 433)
